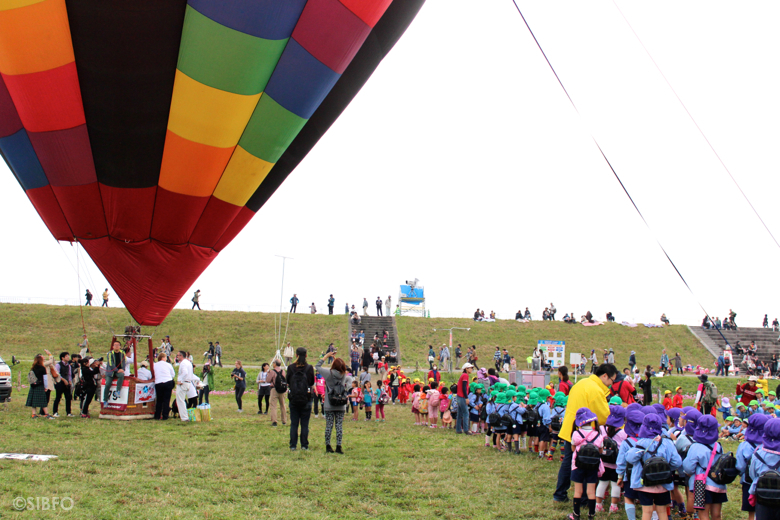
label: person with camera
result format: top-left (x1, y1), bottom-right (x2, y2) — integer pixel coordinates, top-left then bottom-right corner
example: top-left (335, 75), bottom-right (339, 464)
top-left (316, 351), bottom-right (353, 454)
top-left (287, 347), bottom-right (315, 451)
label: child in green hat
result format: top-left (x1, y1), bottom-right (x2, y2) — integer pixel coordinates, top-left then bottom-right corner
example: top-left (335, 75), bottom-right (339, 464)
top-left (551, 392), bottom-right (568, 461)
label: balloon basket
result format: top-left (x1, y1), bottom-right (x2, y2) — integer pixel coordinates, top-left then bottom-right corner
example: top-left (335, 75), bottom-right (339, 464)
top-left (99, 378), bottom-right (156, 421)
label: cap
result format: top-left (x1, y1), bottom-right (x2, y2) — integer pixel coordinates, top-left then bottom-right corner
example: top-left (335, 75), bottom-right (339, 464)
top-left (461, 363), bottom-right (474, 370)
top-left (749, 375), bottom-right (759, 382)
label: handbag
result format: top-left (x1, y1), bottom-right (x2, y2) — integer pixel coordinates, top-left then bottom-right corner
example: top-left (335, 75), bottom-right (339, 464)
top-left (694, 444), bottom-right (719, 510)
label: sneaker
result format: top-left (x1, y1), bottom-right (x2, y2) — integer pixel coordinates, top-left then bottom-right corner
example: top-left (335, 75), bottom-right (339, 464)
top-left (301, 447), bottom-right (308, 451)
top-left (257, 411), bottom-right (262, 414)
top-left (80, 414), bottom-right (89, 418)
top-left (52, 413), bottom-right (60, 417)
top-left (272, 422), bottom-right (278, 426)
top-left (290, 447), bottom-right (296, 452)
top-left (609, 504), bottom-right (619, 513)
top-left (595, 503), bottom-right (604, 513)
top-left (566, 514), bottom-right (580, 520)
top-left (547, 455), bottom-right (553, 461)
top-left (238, 409), bottom-right (243, 413)
top-left (67, 414), bottom-right (75, 417)
top-left (46, 415), bottom-right (56, 420)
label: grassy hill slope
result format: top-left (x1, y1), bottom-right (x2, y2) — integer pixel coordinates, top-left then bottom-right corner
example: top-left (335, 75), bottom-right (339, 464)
top-left (0, 304), bottom-right (715, 371)
top-left (0, 304), bottom-right (346, 364)
top-left (397, 317), bottom-right (714, 370)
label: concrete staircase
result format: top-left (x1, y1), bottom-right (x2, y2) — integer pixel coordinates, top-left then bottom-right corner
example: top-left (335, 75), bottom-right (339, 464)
top-left (347, 315), bottom-right (401, 365)
top-left (693, 326), bottom-right (779, 362)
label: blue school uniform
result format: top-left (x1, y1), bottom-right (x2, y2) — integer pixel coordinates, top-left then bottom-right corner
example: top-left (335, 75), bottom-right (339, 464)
top-left (737, 440), bottom-right (761, 513)
top-left (489, 402), bottom-right (509, 432)
top-left (717, 405), bottom-right (732, 420)
top-left (748, 447), bottom-right (780, 495)
top-left (625, 437), bottom-right (682, 492)
top-left (468, 393), bottom-right (482, 422)
top-left (736, 408), bottom-right (751, 421)
top-left (507, 402), bottom-right (524, 434)
top-left (683, 442), bottom-right (728, 503)
top-left (616, 435), bottom-right (640, 500)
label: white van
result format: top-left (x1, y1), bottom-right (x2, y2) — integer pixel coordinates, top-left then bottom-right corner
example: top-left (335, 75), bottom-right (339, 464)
top-left (0, 356), bottom-right (12, 402)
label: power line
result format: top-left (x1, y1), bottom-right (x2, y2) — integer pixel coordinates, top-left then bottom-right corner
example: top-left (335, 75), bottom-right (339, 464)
top-left (508, 0), bottom-right (727, 340)
top-left (610, 0), bottom-right (780, 253)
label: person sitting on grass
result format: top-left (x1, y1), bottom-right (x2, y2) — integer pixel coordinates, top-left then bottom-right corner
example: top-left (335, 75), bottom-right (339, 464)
top-left (103, 340), bottom-right (126, 402)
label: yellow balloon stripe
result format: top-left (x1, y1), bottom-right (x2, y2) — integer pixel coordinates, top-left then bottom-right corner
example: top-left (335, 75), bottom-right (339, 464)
top-left (166, 70), bottom-right (261, 148)
top-left (212, 145), bottom-right (274, 207)
top-left (0, 0), bottom-right (46, 12)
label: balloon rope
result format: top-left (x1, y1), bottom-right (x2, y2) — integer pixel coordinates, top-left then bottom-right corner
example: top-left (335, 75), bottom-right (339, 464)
top-left (75, 243), bottom-right (86, 336)
top-left (611, 0), bottom-right (780, 253)
top-left (282, 310), bottom-right (291, 352)
top-left (75, 241), bottom-right (115, 336)
top-left (509, 0), bottom-right (724, 333)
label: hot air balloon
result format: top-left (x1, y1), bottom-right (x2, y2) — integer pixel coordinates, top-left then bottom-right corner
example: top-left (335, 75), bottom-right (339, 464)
top-left (0, 0), bottom-right (424, 325)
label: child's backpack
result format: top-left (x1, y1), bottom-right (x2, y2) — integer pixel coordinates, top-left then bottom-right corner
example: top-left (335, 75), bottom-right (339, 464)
top-left (574, 430), bottom-right (602, 471)
top-left (551, 412), bottom-right (563, 433)
top-left (641, 440), bottom-right (674, 486)
top-left (487, 404), bottom-right (501, 427)
top-left (744, 442), bottom-right (759, 484)
top-left (500, 407), bottom-right (517, 429)
top-left (450, 397), bottom-right (458, 414)
top-left (601, 436), bottom-right (619, 465)
top-left (702, 381), bottom-right (718, 406)
top-left (523, 406), bottom-right (540, 426)
top-left (418, 395), bottom-right (429, 414)
top-left (439, 396), bottom-right (450, 413)
top-left (623, 438), bottom-right (636, 479)
top-left (429, 392), bottom-right (440, 409)
top-left (708, 446), bottom-right (738, 485)
top-left (755, 453), bottom-right (780, 506)
top-left (479, 398), bottom-right (488, 422)
top-left (675, 434), bottom-right (693, 459)
top-left (380, 388), bottom-right (390, 405)
top-left (328, 371), bottom-right (349, 406)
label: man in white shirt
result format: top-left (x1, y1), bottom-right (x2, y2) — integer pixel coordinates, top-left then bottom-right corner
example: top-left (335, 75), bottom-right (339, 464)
top-left (175, 351), bottom-right (193, 422)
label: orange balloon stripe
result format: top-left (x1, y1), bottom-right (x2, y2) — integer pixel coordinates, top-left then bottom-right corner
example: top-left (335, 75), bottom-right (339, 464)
top-left (158, 130), bottom-right (235, 197)
top-left (0, 0), bottom-right (74, 75)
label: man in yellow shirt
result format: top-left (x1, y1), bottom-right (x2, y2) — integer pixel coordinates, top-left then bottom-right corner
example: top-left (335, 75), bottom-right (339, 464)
top-left (553, 363), bottom-right (617, 504)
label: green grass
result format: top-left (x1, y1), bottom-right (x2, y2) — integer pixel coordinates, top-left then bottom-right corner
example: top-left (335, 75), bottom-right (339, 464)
top-left (0, 378), bottom-right (748, 519)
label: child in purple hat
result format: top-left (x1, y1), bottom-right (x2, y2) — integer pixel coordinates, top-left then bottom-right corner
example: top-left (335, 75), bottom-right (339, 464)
top-left (596, 405), bottom-right (626, 514)
top-left (748, 417), bottom-right (780, 519)
top-left (737, 413), bottom-right (768, 519)
top-left (625, 414), bottom-right (682, 520)
top-left (682, 415), bottom-right (728, 519)
top-left (569, 407), bottom-right (604, 520)
top-left (617, 410), bottom-right (646, 520)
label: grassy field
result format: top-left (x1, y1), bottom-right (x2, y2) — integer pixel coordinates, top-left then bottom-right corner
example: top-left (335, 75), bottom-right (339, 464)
top-left (0, 305), bottom-right (715, 376)
top-left (0, 372), bottom-right (749, 519)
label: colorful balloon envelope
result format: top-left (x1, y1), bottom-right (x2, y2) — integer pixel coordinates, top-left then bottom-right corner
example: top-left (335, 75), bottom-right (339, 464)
top-left (0, 0), bottom-right (423, 325)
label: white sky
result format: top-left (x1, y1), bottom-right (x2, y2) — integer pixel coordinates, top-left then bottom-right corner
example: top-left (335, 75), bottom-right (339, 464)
top-left (1, 1), bottom-right (779, 326)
